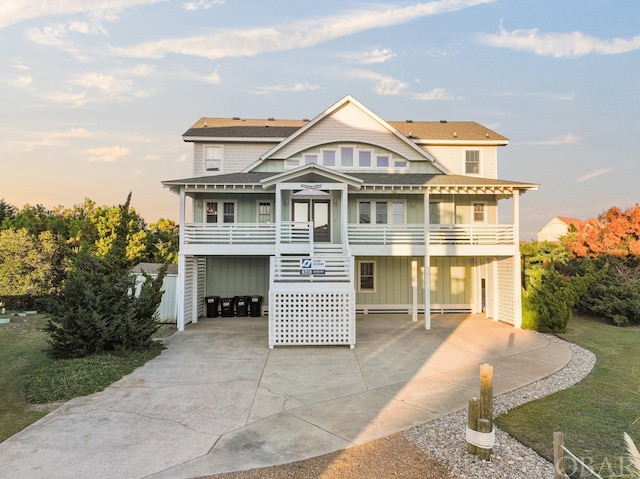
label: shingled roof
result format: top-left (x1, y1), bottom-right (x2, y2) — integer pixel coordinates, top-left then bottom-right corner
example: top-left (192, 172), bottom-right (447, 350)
top-left (182, 117), bottom-right (507, 143)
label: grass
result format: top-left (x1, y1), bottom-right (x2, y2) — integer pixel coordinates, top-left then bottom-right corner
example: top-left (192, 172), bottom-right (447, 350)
top-left (495, 314), bottom-right (640, 478)
top-left (0, 312), bottom-right (165, 443)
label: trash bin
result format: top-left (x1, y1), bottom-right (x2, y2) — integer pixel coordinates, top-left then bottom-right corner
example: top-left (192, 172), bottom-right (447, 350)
top-left (220, 297), bottom-right (235, 317)
top-left (249, 295), bottom-right (263, 317)
top-left (204, 296), bottom-right (220, 318)
top-left (234, 296), bottom-right (250, 317)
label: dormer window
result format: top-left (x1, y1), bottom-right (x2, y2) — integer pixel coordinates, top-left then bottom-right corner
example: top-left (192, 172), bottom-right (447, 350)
top-left (205, 146), bottom-right (223, 171)
top-left (465, 150), bottom-right (480, 174)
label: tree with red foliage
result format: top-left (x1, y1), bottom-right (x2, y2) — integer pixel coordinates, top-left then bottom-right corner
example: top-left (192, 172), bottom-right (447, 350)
top-left (564, 204), bottom-right (640, 259)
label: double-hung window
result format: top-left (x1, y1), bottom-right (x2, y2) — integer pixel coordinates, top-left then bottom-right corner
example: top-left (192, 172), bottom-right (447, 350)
top-left (465, 150), bottom-right (480, 174)
top-left (473, 202), bottom-right (485, 223)
top-left (205, 201), bottom-right (236, 224)
top-left (205, 146), bottom-right (223, 171)
top-left (358, 261), bottom-right (376, 292)
top-left (257, 201), bottom-right (272, 223)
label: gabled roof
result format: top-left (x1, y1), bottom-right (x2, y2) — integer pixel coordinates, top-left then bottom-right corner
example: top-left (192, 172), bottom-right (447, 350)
top-left (557, 216), bottom-right (583, 227)
top-left (260, 163), bottom-right (363, 188)
top-left (249, 95), bottom-right (448, 173)
top-left (182, 118), bottom-right (307, 141)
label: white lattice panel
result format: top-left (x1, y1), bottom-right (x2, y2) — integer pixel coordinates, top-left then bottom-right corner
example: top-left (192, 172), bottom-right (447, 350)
top-left (496, 256), bottom-right (514, 325)
top-left (269, 290), bottom-right (355, 347)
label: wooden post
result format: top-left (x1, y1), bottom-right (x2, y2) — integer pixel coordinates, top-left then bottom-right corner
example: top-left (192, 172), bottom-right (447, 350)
top-left (477, 418), bottom-right (491, 460)
top-left (467, 397), bottom-right (480, 454)
top-left (554, 432), bottom-right (566, 479)
top-left (480, 363), bottom-right (493, 429)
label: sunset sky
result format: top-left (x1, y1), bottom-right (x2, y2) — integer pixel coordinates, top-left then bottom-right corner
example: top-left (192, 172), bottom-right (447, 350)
top-left (1, 0), bottom-right (638, 239)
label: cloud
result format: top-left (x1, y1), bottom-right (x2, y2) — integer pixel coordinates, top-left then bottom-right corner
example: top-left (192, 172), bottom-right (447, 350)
top-left (10, 75), bottom-right (33, 89)
top-left (412, 88), bottom-right (459, 100)
top-left (0, 128), bottom-right (95, 151)
top-left (86, 145), bottom-right (131, 162)
top-left (479, 23), bottom-right (640, 58)
top-left (182, 0), bottom-right (225, 11)
top-left (251, 82), bottom-right (320, 95)
top-left (577, 168), bottom-right (612, 183)
top-left (114, 0), bottom-right (496, 59)
top-left (0, 0), bottom-right (167, 29)
top-left (525, 133), bottom-right (581, 145)
top-left (343, 47), bottom-right (395, 65)
top-left (72, 72), bottom-right (134, 94)
top-left (25, 24), bottom-right (68, 45)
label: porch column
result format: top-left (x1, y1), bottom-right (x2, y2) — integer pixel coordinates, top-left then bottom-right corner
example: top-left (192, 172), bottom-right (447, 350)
top-left (176, 188), bottom-right (187, 331)
top-left (512, 190), bottom-right (523, 328)
top-left (423, 190), bottom-right (431, 329)
top-left (341, 183), bottom-right (349, 249)
top-left (275, 183), bottom-right (282, 254)
top-left (177, 253), bottom-right (186, 331)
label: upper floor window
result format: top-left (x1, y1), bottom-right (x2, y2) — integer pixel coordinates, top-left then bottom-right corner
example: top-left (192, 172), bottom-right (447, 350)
top-left (429, 202), bottom-right (441, 225)
top-left (257, 201), bottom-right (272, 223)
top-left (359, 200), bottom-right (405, 224)
top-left (205, 146), bottom-right (223, 171)
top-left (284, 145), bottom-right (407, 171)
top-left (358, 151), bottom-right (372, 167)
top-left (473, 202), bottom-right (485, 223)
top-left (341, 147), bottom-right (354, 167)
top-left (465, 150), bottom-right (480, 174)
top-left (206, 201), bottom-right (236, 224)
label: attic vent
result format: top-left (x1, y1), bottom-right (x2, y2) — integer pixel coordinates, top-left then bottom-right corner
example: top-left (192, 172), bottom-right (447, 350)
top-left (268, 117), bottom-right (275, 121)
top-left (406, 119), bottom-right (413, 123)
top-left (486, 133), bottom-right (490, 138)
top-left (233, 116), bottom-right (240, 120)
top-left (440, 120), bottom-right (447, 123)
top-left (303, 118), bottom-right (310, 122)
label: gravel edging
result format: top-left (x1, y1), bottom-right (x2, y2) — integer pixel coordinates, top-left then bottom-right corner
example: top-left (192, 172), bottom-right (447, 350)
top-left (407, 334), bottom-right (596, 479)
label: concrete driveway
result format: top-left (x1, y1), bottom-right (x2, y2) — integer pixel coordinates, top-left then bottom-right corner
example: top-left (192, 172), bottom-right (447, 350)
top-left (0, 315), bottom-right (573, 479)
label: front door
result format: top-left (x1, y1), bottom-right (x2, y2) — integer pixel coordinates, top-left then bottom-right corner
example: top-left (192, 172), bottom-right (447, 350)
top-left (292, 199), bottom-right (330, 242)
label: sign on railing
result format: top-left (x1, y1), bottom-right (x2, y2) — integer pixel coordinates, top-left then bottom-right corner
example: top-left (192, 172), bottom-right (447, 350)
top-left (271, 256), bottom-right (352, 283)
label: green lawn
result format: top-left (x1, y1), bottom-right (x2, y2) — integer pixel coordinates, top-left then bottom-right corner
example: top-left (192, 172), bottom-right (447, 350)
top-left (0, 312), bottom-right (164, 443)
top-left (496, 315), bottom-right (640, 478)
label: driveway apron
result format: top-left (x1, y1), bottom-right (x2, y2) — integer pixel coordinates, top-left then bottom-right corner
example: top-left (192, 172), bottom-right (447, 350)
top-left (0, 315), bottom-right (573, 479)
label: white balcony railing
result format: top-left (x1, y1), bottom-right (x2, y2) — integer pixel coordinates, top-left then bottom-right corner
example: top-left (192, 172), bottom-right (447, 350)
top-left (270, 255), bottom-right (353, 283)
top-left (184, 223), bottom-right (275, 244)
top-left (429, 224), bottom-right (514, 245)
top-left (347, 224), bottom-right (425, 244)
top-left (182, 223), bottom-right (515, 246)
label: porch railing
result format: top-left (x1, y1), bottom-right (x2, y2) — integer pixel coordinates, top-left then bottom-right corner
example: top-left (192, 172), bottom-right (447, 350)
top-left (183, 222), bottom-right (515, 246)
top-left (347, 224), bottom-right (425, 244)
top-left (270, 256), bottom-right (353, 283)
top-left (183, 223), bottom-right (275, 244)
top-left (429, 224), bottom-right (514, 245)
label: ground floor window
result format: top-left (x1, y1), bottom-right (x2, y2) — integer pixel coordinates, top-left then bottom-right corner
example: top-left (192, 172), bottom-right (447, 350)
top-left (357, 260), bottom-right (376, 292)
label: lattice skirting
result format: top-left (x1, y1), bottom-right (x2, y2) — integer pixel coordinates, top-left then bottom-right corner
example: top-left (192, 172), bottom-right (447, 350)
top-left (269, 290), bottom-right (355, 348)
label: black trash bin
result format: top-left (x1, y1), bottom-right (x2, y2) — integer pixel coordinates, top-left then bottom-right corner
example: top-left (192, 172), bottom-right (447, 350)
top-left (234, 296), bottom-right (250, 317)
top-left (249, 295), bottom-right (263, 317)
top-left (220, 297), bottom-right (235, 317)
top-left (204, 296), bottom-right (220, 318)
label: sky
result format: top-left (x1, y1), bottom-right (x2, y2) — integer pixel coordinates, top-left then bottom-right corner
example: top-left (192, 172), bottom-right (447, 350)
top-left (1, 0), bottom-right (638, 240)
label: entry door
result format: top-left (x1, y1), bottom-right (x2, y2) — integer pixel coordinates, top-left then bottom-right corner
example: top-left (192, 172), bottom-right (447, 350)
top-left (292, 199), bottom-right (330, 242)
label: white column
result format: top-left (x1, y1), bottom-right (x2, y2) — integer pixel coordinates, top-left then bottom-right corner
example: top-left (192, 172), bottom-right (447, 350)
top-left (275, 184), bottom-right (282, 254)
top-left (176, 188), bottom-right (186, 331)
top-left (411, 260), bottom-right (418, 322)
top-left (341, 184), bottom-right (349, 251)
top-left (423, 191), bottom-right (431, 329)
top-left (512, 190), bottom-right (523, 328)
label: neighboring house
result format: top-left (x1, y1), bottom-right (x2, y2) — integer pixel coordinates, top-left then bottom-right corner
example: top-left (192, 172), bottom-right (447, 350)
top-left (536, 216), bottom-right (583, 242)
top-left (132, 263), bottom-right (179, 323)
top-left (162, 95), bottom-right (537, 347)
